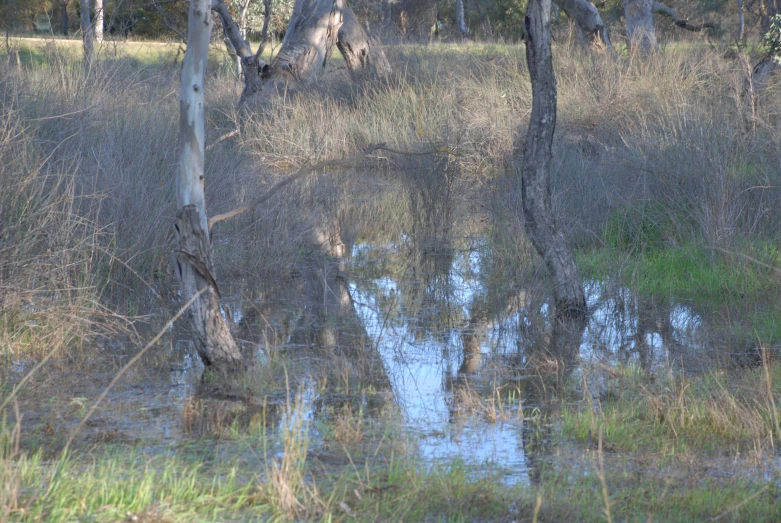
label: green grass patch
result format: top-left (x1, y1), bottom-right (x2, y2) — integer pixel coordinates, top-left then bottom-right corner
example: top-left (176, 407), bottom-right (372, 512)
top-left (562, 363), bottom-right (781, 455)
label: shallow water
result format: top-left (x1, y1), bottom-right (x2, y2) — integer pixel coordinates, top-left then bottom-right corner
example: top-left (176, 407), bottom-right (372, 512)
top-left (2, 236), bottom-right (769, 483)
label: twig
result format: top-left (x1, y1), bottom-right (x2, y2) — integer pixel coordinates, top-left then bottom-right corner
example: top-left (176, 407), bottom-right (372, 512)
top-left (208, 143), bottom-right (448, 228)
top-left (715, 247), bottom-right (781, 276)
top-left (711, 485), bottom-right (769, 521)
top-left (205, 129), bottom-right (240, 152)
top-left (61, 287), bottom-right (206, 454)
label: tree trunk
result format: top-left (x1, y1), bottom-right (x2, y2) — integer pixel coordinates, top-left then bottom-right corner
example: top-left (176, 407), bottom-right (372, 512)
top-left (95, 0), bottom-right (103, 43)
top-left (60, 1), bottom-right (69, 35)
top-left (623, 0), bottom-right (657, 54)
top-left (738, 0), bottom-right (745, 41)
top-left (214, 0), bottom-right (391, 103)
top-left (519, 0), bottom-right (586, 318)
top-left (456, 0), bottom-right (469, 39)
top-left (176, 0), bottom-right (243, 374)
top-left (271, 0), bottom-right (343, 84)
top-left (79, 0), bottom-right (93, 67)
top-left (237, 0), bottom-right (252, 78)
top-left (557, 0), bottom-right (614, 51)
top-left (389, 0), bottom-right (437, 41)
top-left (337, 2), bottom-right (392, 80)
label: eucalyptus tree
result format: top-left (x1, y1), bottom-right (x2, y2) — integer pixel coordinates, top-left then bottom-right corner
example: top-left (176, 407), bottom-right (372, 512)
top-left (213, 0), bottom-right (391, 103)
top-left (174, 0), bottom-right (243, 373)
top-left (95, 0), bottom-right (103, 42)
top-left (557, 0), bottom-right (614, 51)
top-left (623, 0), bottom-right (658, 53)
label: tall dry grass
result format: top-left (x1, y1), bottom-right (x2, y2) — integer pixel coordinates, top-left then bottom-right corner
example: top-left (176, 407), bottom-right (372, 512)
top-left (2, 38), bottom-right (781, 354)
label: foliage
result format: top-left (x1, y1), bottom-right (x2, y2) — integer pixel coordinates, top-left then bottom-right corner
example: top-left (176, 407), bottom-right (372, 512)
top-left (762, 14), bottom-right (781, 63)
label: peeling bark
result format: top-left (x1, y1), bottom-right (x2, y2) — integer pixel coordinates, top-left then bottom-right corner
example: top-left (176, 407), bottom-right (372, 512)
top-left (624, 0), bottom-right (658, 54)
top-left (518, 0), bottom-right (586, 318)
top-left (176, 0), bottom-right (243, 374)
top-left (557, 0), bottom-right (614, 52)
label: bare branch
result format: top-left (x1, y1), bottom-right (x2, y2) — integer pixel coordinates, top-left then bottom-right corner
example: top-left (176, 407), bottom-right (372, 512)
top-left (212, 0), bottom-right (253, 58)
top-left (255, 0), bottom-right (273, 60)
top-left (653, 1), bottom-right (714, 32)
top-left (154, 0), bottom-right (187, 43)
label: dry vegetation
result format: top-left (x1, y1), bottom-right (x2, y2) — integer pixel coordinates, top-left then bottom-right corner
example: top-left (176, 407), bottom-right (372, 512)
top-left (1, 34), bottom-right (781, 520)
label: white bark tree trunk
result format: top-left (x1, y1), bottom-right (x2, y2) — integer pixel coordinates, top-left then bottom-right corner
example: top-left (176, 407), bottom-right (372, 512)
top-left (176, 0), bottom-right (243, 374)
top-left (456, 0), bottom-right (469, 38)
top-left (95, 0), bottom-right (103, 43)
top-left (519, 0), bottom-right (586, 317)
top-left (79, 0), bottom-right (93, 67)
top-left (623, 0), bottom-right (657, 54)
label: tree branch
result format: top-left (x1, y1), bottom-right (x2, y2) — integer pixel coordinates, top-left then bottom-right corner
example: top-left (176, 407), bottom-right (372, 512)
top-left (209, 144), bottom-right (448, 228)
top-left (212, 0), bottom-right (253, 58)
top-left (653, 1), bottom-right (714, 32)
top-left (254, 0), bottom-right (273, 61)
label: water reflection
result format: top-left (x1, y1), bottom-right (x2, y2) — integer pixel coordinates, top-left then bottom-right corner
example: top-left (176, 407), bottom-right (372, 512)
top-left (348, 239), bottom-right (719, 483)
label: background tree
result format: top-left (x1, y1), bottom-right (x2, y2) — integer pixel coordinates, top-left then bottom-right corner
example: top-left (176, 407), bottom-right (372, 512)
top-left (95, 0), bottom-right (103, 42)
top-left (557, 0), bottom-right (614, 51)
top-left (624, 0), bottom-right (658, 53)
top-left (80, 0), bottom-right (93, 66)
top-left (214, 0), bottom-right (391, 103)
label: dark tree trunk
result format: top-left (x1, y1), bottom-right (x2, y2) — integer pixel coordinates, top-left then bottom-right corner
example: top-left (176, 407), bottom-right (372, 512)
top-left (337, 3), bottom-right (392, 80)
top-left (80, 0), bottom-right (93, 68)
top-left (271, 0), bottom-right (343, 84)
top-left (624, 0), bottom-right (658, 54)
top-left (389, 0), bottom-right (437, 40)
top-left (557, 0), bottom-right (614, 51)
top-left (212, 0), bottom-right (268, 101)
top-left (738, 0), bottom-right (745, 41)
top-left (59, 1), bottom-right (69, 35)
top-left (518, 0), bottom-right (586, 318)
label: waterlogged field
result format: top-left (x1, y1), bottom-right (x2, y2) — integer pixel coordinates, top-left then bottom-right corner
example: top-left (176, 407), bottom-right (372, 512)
top-left (2, 36), bottom-right (781, 521)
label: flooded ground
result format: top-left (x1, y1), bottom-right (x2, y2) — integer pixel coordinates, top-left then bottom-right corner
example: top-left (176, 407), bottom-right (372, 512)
top-left (5, 230), bottom-right (776, 490)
